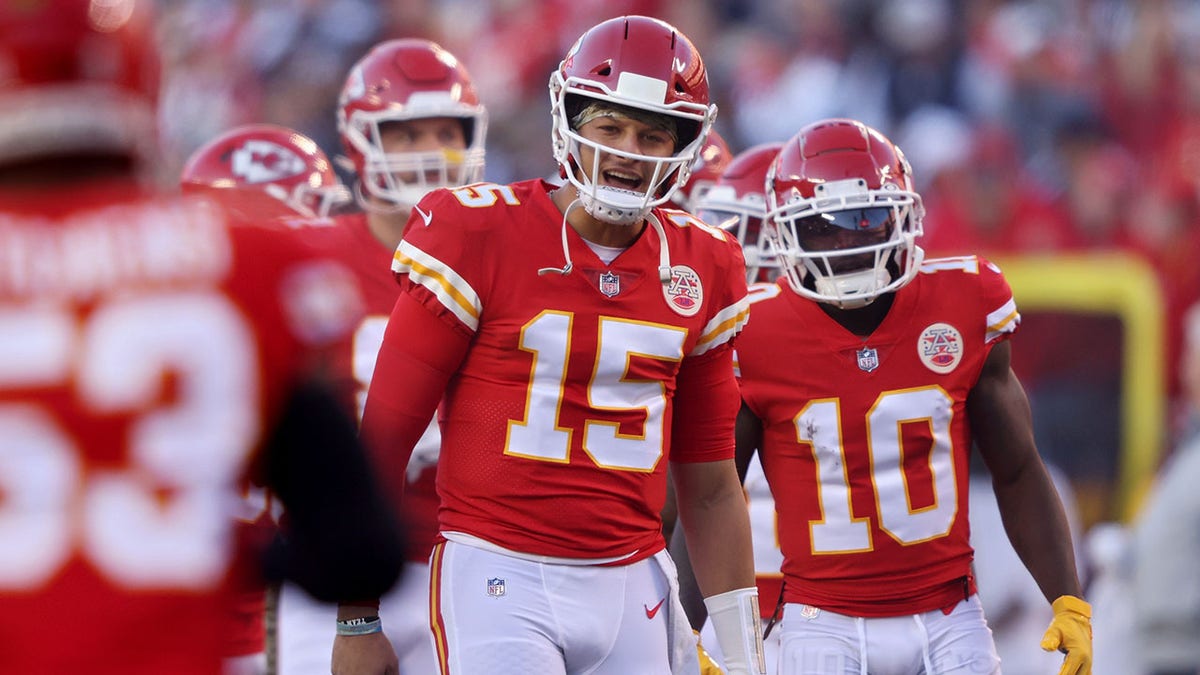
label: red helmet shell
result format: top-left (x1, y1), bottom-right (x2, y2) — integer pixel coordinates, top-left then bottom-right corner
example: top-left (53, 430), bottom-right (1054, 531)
top-left (0, 0), bottom-right (160, 167)
top-left (671, 129), bottom-right (732, 211)
top-left (181, 124), bottom-right (348, 218)
top-left (768, 118), bottom-right (916, 207)
top-left (721, 142), bottom-right (782, 200)
top-left (557, 15), bottom-right (712, 147)
top-left (337, 38), bottom-right (486, 181)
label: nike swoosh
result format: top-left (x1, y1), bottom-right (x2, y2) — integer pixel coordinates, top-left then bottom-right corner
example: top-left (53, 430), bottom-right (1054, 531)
top-left (414, 204), bottom-right (433, 227)
top-left (643, 597), bottom-right (666, 619)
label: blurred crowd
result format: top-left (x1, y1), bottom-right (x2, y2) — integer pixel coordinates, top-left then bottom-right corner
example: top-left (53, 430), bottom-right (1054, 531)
top-left (156, 0), bottom-right (1200, 518)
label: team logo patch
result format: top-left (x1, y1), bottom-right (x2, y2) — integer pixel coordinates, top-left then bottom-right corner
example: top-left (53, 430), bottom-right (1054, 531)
top-left (662, 265), bottom-right (703, 316)
top-left (486, 577), bottom-right (506, 599)
top-left (856, 347), bottom-right (879, 373)
top-left (599, 271), bottom-right (620, 297)
top-left (798, 604), bottom-right (820, 620)
top-left (918, 322), bottom-right (963, 374)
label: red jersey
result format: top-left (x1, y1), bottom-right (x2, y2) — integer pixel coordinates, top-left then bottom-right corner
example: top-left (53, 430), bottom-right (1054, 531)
top-left (377, 179), bottom-right (749, 562)
top-left (300, 212), bottom-right (441, 563)
top-left (0, 182), bottom-right (363, 674)
top-left (736, 255), bottom-right (1020, 617)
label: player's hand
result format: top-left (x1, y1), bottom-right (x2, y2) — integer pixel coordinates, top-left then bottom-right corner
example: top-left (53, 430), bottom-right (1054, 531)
top-left (331, 632), bottom-right (399, 675)
top-left (1039, 595), bottom-right (1092, 675)
top-left (696, 630), bottom-right (725, 675)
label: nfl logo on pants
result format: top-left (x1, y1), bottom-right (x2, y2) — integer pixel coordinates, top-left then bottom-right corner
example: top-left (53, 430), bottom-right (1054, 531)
top-left (486, 577), bottom-right (506, 598)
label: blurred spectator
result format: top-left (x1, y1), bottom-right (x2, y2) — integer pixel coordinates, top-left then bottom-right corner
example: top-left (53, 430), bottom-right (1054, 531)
top-left (1130, 301), bottom-right (1200, 675)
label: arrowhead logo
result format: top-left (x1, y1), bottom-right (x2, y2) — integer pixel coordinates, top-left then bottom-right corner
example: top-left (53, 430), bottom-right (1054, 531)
top-left (643, 597), bottom-right (666, 619)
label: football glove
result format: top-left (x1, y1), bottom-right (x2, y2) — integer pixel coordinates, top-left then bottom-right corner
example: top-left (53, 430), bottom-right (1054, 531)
top-left (1040, 595), bottom-right (1093, 675)
top-left (695, 630), bottom-right (724, 675)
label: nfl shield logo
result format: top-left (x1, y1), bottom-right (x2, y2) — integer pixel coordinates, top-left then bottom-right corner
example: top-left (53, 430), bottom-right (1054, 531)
top-left (599, 271), bottom-right (620, 297)
top-left (486, 577), bottom-right (506, 598)
top-left (856, 347), bottom-right (879, 373)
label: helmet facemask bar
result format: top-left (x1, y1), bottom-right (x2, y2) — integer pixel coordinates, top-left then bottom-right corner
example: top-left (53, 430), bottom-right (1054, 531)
top-left (343, 106), bottom-right (487, 209)
top-left (550, 73), bottom-right (714, 225)
top-left (290, 182), bottom-right (352, 218)
top-left (768, 184), bottom-right (925, 308)
top-left (697, 185), bottom-right (777, 282)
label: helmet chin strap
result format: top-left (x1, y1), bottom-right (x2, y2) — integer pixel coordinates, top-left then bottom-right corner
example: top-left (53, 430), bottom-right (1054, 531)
top-left (538, 198), bottom-right (580, 277)
top-left (353, 181), bottom-right (414, 216)
top-left (538, 196), bottom-right (674, 285)
top-left (647, 214), bottom-right (674, 284)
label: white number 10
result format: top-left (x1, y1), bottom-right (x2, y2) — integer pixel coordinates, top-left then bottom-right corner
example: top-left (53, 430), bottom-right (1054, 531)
top-left (799, 387), bottom-right (957, 553)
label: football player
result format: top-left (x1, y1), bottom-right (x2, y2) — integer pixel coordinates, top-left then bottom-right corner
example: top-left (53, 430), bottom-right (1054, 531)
top-left (0, 2), bottom-right (404, 674)
top-left (720, 118), bottom-right (1092, 674)
top-left (181, 123), bottom-right (353, 674)
top-left (271, 38), bottom-right (488, 675)
top-left (694, 141), bottom-right (784, 285)
top-left (338, 15), bottom-right (766, 675)
top-left (668, 128), bottom-right (733, 213)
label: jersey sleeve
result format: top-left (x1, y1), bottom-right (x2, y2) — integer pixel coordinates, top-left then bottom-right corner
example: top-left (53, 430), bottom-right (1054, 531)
top-left (672, 222), bottom-right (750, 461)
top-left (977, 256), bottom-right (1021, 344)
top-left (691, 230), bottom-right (751, 357)
top-left (359, 291), bottom-right (470, 509)
top-left (389, 188), bottom-right (485, 338)
top-left (671, 342), bottom-right (741, 462)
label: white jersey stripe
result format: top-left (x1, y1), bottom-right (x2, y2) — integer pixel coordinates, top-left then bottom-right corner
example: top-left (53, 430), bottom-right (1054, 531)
top-left (392, 240), bottom-right (481, 332)
top-left (985, 298), bottom-right (1020, 343)
top-left (693, 296), bottom-right (750, 356)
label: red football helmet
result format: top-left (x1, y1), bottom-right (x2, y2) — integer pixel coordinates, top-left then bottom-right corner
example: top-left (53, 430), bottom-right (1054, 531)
top-left (695, 142), bottom-right (783, 282)
top-left (0, 0), bottom-right (160, 173)
top-left (181, 124), bottom-right (350, 218)
top-left (337, 39), bottom-right (487, 209)
top-left (669, 128), bottom-right (732, 212)
top-left (765, 119), bottom-right (925, 308)
top-left (550, 15), bottom-right (718, 225)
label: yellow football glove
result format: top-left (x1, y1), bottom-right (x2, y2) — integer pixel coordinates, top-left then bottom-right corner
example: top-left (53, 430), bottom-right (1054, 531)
top-left (696, 629), bottom-right (725, 675)
top-left (1040, 595), bottom-right (1093, 675)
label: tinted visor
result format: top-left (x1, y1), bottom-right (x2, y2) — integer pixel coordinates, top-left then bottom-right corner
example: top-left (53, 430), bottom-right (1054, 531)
top-left (797, 207), bottom-right (895, 248)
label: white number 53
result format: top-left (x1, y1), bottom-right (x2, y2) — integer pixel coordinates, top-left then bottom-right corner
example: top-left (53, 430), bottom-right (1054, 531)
top-left (0, 294), bottom-right (259, 590)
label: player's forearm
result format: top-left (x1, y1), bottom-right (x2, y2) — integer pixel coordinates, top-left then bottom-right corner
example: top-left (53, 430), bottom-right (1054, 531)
top-left (675, 466), bottom-right (756, 595)
top-left (993, 463), bottom-right (1083, 602)
top-left (337, 602), bottom-right (381, 621)
top-left (669, 520), bottom-right (710, 628)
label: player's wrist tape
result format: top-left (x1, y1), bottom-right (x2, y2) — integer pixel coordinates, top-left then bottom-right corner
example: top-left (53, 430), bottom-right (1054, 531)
top-left (704, 586), bottom-right (766, 675)
top-left (335, 615), bottom-right (383, 636)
